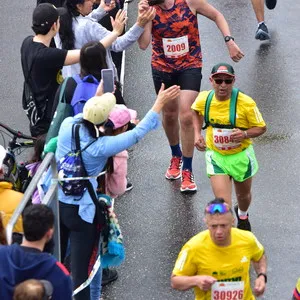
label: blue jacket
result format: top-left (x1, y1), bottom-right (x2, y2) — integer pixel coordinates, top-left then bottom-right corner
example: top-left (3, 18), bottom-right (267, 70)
top-left (0, 244), bottom-right (73, 300)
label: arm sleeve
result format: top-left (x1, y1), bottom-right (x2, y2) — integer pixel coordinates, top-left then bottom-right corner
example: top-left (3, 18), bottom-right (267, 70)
top-left (85, 20), bottom-right (144, 53)
top-left (88, 6), bottom-right (107, 21)
top-left (92, 110), bottom-right (160, 157)
top-left (250, 234), bottom-right (265, 262)
top-left (172, 244), bottom-right (197, 276)
top-left (110, 24), bottom-right (145, 52)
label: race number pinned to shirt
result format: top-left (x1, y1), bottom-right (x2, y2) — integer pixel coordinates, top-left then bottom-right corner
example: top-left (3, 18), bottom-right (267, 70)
top-left (213, 128), bottom-right (240, 150)
top-left (211, 281), bottom-right (244, 300)
top-left (162, 36), bottom-right (189, 58)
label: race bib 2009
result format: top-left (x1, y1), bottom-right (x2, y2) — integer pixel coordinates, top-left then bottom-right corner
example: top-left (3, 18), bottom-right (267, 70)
top-left (162, 36), bottom-right (189, 58)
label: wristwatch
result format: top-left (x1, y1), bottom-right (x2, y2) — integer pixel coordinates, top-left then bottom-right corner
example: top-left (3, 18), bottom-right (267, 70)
top-left (224, 36), bottom-right (235, 43)
top-left (257, 273), bottom-right (267, 283)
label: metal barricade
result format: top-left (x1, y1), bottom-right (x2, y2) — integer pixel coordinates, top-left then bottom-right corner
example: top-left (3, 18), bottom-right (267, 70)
top-left (5, 152), bottom-right (61, 260)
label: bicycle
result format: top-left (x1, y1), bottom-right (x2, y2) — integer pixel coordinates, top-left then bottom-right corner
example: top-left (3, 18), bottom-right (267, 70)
top-left (0, 122), bottom-right (36, 192)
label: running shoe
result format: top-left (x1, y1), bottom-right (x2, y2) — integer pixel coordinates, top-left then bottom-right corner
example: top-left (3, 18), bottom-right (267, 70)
top-left (265, 0), bottom-right (277, 9)
top-left (125, 182), bottom-right (133, 192)
top-left (234, 204), bottom-right (251, 231)
top-left (255, 22), bottom-right (270, 41)
top-left (180, 169), bottom-right (197, 193)
top-left (165, 156), bottom-right (182, 180)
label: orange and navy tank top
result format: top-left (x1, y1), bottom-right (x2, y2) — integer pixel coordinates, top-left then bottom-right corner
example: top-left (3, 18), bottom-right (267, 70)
top-left (151, 0), bottom-right (202, 73)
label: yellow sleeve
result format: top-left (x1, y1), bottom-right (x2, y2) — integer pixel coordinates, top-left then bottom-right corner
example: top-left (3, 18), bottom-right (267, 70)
top-left (172, 244), bottom-right (197, 276)
top-left (191, 91), bottom-right (211, 115)
top-left (245, 100), bottom-right (266, 128)
top-left (250, 234), bottom-right (265, 262)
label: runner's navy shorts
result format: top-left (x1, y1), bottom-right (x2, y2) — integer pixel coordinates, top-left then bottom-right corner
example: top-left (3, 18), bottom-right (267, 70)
top-left (152, 67), bottom-right (202, 94)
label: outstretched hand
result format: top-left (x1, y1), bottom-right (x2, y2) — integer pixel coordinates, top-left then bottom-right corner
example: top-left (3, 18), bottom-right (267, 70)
top-left (100, 0), bottom-right (116, 12)
top-left (151, 83), bottom-right (180, 113)
top-left (137, 7), bottom-right (156, 27)
top-left (111, 10), bottom-right (127, 36)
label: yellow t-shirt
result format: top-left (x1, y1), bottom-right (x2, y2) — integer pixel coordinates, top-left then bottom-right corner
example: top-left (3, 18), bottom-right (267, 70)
top-left (172, 228), bottom-right (264, 300)
top-left (191, 90), bottom-right (266, 155)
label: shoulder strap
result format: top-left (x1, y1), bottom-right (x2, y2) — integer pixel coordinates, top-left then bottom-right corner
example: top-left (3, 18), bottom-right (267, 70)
top-left (74, 124), bottom-right (101, 207)
top-left (74, 124), bottom-right (97, 153)
top-left (202, 89), bottom-right (239, 129)
top-left (202, 90), bottom-right (214, 130)
top-left (21, 37), bottom-right (38, 84)
top-left (58, 78), bottom-right (70, 104)
top-left (229, 88), bottom-right (239, 127)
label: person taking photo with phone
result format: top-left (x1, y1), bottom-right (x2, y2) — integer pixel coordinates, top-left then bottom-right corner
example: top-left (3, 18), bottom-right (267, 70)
top-left (55, 0), bottom-right (156, 105)
top-left (56, 83), bottom-right (180, 300)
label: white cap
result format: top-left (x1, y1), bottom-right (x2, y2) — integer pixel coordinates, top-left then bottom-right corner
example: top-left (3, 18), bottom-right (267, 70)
top-left (83, 93), bottom-right (116, 125)
top-left (0, 145), bottom-right (6, 169)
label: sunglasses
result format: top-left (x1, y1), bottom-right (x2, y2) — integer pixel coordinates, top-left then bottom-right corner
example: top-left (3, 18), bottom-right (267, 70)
top-left (205, 203), bottom-right (230, 214)
top-left (213, 78), bottom-right (234, 85)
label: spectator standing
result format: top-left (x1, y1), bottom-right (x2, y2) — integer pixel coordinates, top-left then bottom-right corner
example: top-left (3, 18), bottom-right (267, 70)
top-left (104, 104), bottom-right (138, 198)
top-left (56, 84), bottom-right (180, 300)
top-left (56, 0), bottom-right (156, 104)
top-left (21, 3), bottom-right (125, 137)
top-left (0, 204), bottom-right (73, 300)
top-left (0, 145), bottom-right (24, 240)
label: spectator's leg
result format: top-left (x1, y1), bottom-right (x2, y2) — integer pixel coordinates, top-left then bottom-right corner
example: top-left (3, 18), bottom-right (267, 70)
top-left (70, 215), bottom-right (97, 300)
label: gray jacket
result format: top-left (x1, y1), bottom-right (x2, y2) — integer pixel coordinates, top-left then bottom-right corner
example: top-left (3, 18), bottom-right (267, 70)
top-left (55, 6), bottom-right (144, 79)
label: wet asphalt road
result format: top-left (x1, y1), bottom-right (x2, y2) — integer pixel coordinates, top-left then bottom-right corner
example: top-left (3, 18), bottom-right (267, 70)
top-left (1, 0), bottom-right (300, 299)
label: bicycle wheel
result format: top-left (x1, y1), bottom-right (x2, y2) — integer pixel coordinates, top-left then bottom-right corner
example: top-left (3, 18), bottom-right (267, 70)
top-left (265, 0), bottom-right (277, 9)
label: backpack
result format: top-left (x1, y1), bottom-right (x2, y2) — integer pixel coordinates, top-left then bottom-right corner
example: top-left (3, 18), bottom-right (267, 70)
top-left (71, 74), bottom-right (99, 115)
top-left (57, 124), bottom-right (96, 198)
top-left (202, 88), bottom-right (240, 130)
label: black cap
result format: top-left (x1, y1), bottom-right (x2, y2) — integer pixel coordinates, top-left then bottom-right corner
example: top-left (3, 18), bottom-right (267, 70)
top-left (211, 63), bottom-right (235, 77)
top-left (32, 3), bottom-right (62, 29)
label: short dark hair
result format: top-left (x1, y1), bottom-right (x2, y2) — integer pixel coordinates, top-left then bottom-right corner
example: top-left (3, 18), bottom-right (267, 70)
top-left (22, 205), bottom-right (54, 241)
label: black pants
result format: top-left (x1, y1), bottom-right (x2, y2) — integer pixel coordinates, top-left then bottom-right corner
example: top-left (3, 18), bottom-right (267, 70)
top-left (59, 202), bottom-right (97, 300)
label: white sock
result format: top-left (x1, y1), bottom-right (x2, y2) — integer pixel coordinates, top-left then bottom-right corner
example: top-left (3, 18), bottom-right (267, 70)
top-left (238, 208), bottom-right (248, 219)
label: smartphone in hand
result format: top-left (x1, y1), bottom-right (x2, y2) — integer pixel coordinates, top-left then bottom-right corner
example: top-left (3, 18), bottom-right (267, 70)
top-left (101, 69), bottom-right (114, 93)
top-left (104, 0), bottom-right (111, 5)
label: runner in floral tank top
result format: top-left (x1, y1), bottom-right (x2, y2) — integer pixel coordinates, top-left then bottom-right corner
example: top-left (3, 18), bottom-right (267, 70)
top-left (138, 0), bottom-right (244, 194)
top-left (151, 0), bottom-right (202, 72)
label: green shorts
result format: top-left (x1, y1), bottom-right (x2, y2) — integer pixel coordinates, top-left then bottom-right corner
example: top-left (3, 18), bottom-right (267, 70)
top-left (205, 145), bottom-right (259, 182)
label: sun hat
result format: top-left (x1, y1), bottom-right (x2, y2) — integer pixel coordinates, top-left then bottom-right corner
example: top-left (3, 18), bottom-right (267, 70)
top-left (83, 93), bottom-right (116, 125)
